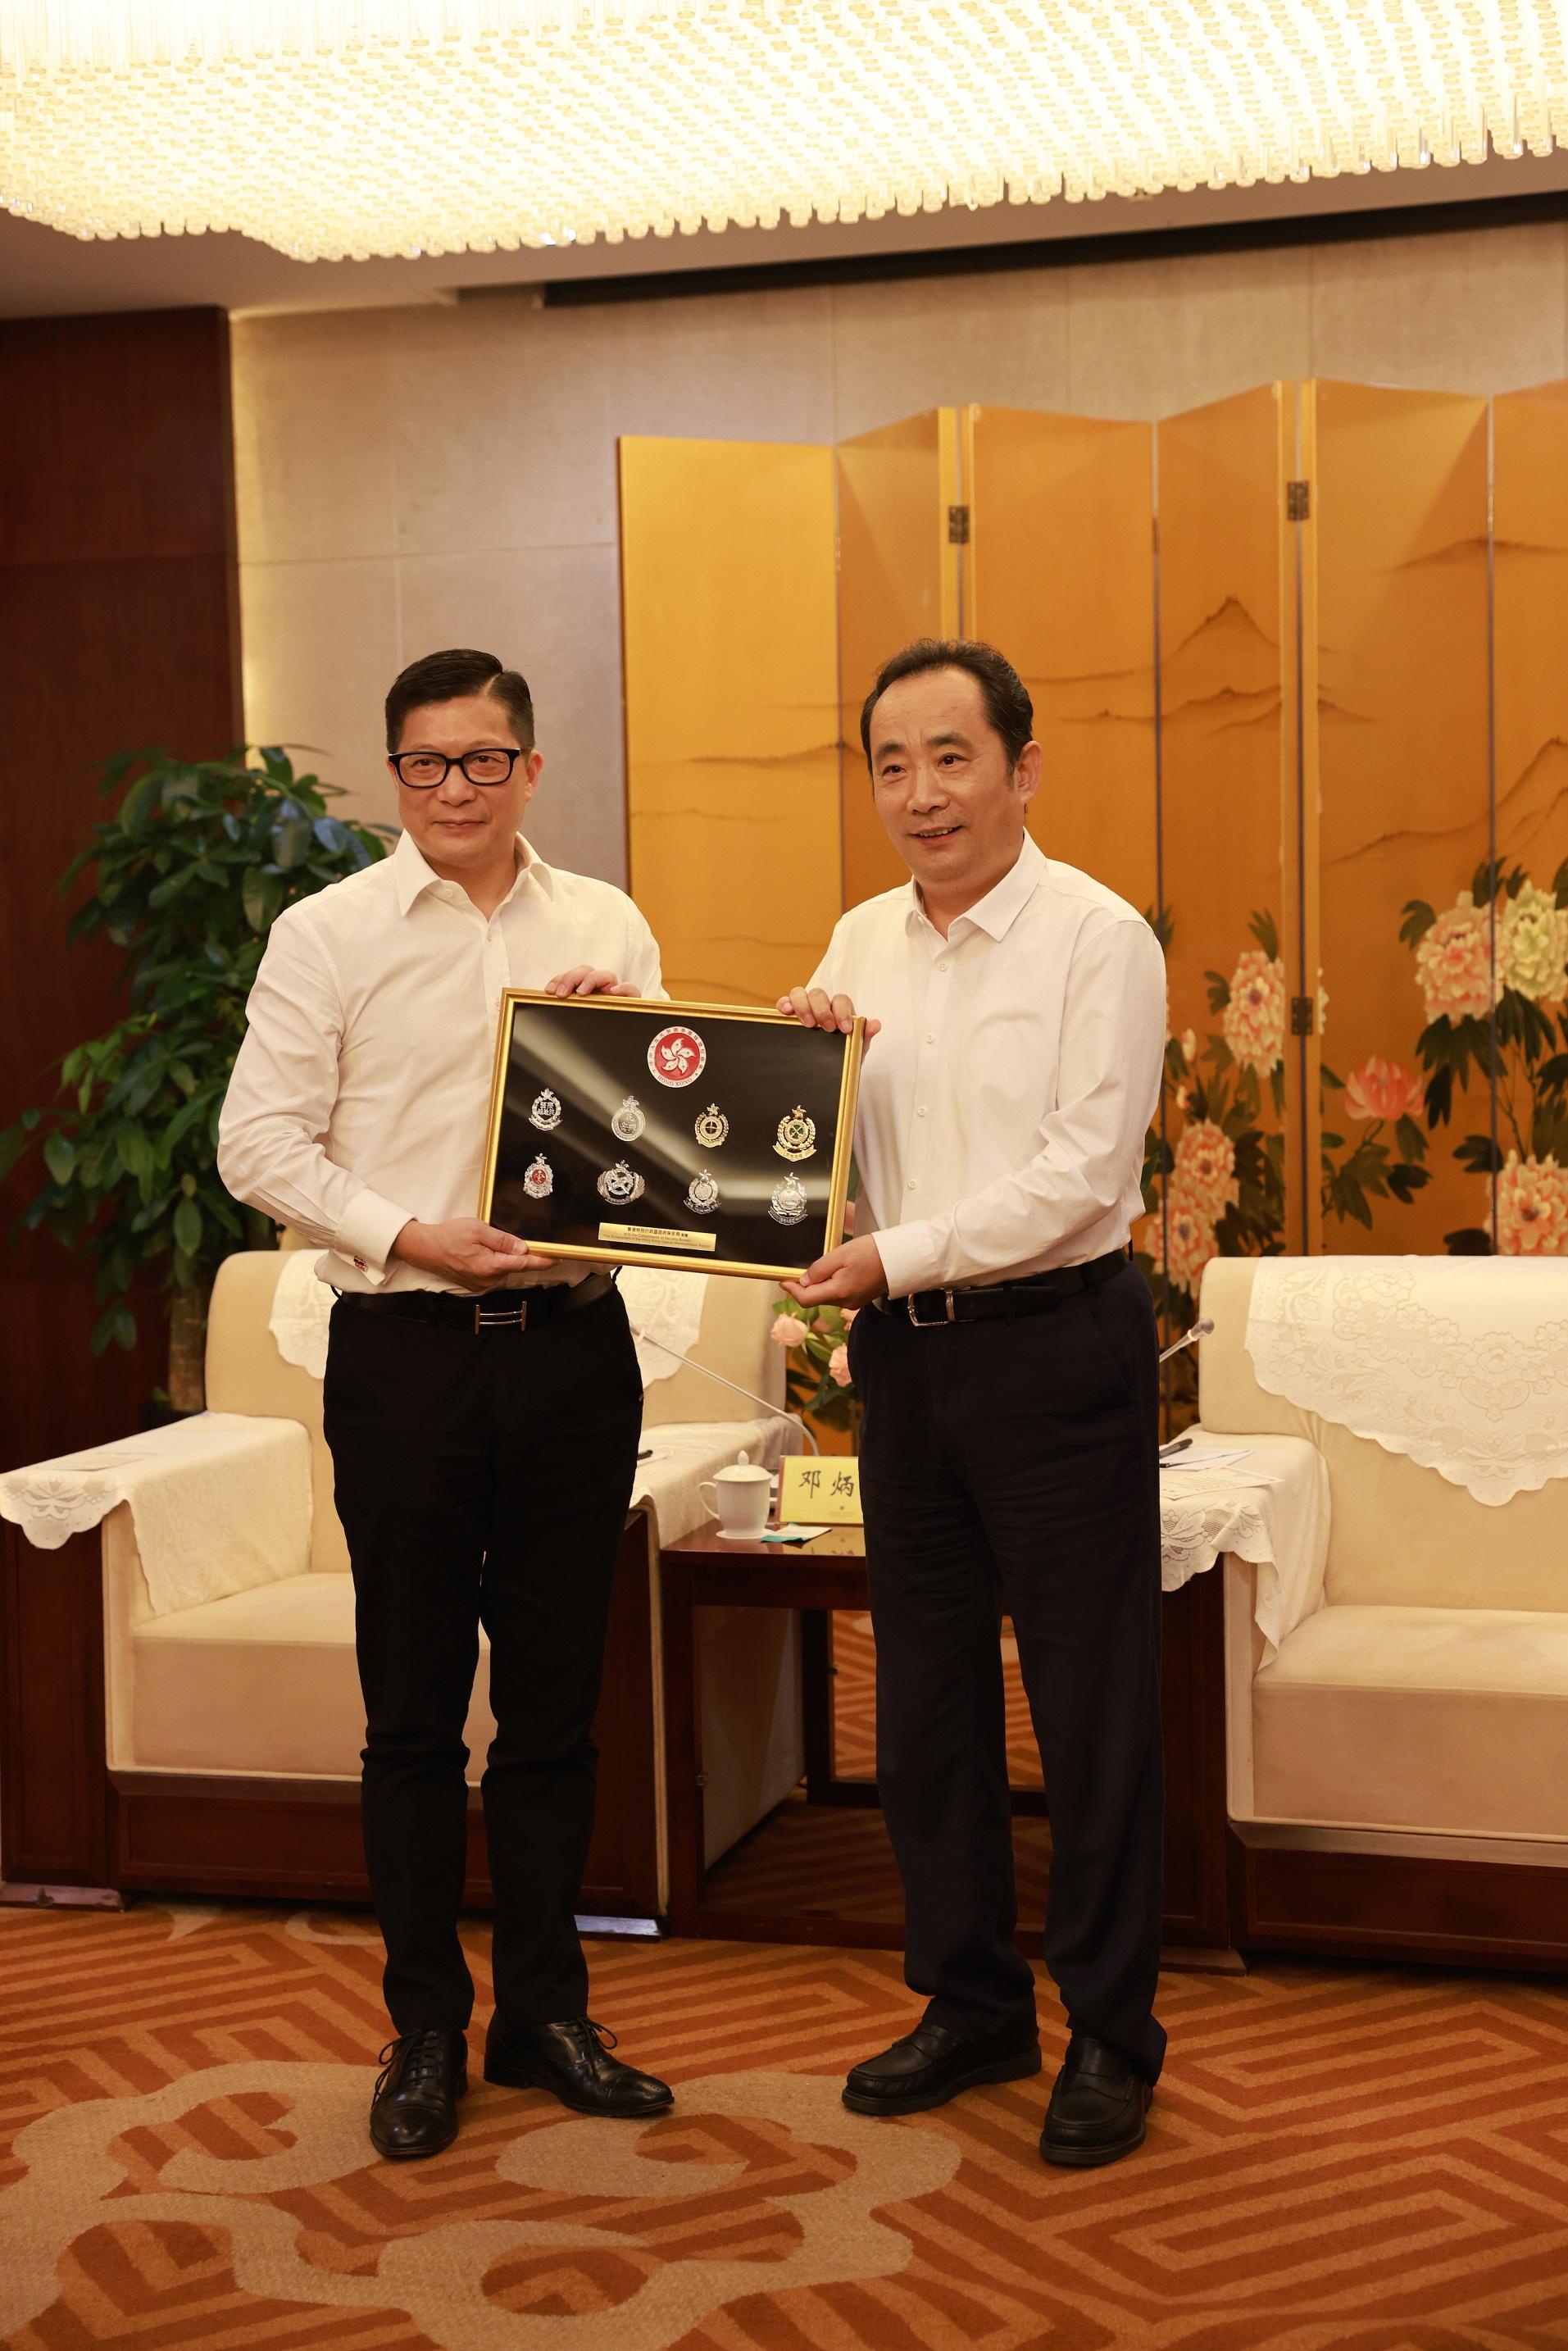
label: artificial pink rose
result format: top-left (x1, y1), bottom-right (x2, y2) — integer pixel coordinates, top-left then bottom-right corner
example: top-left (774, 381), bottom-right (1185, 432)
top-left (1222, 948), bottom-right (1286, 1076)
top-left (1174, 1118), bottom-right (1239, 1220)
top-left (828, 1343), bottom-right (852, 1386)
top-left (1146, 1182), bottom-right (1217, 1289)
top-left (1416, 893), bottom-right (1498, 1025)
top-left (770, 1312), bottom-right (805, 1348)
top-left (1343, 1055), bottom-right (1425, 1125)
top-left (1498, 1153), bottom-right (1568, 1256)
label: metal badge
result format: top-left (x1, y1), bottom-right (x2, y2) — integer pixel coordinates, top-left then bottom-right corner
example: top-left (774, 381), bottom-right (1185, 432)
top-left (648, 1023), bottom-right (707, 1088)
top-left (523, 1153), bottom-right (554, 1199)
top-left (774, 1105), bottom-right (817, 1162)
top-left (611, 1094), bottom-right (646, 1143)
top-left (684, 1168), bottom-right (720, 1216)
top-left (769, 1172), bottom-right (808, 1226)
top-left (529, 1086), bottom-right (562, 1133)
top-left (597, 1160), bottom-right (646, 1205)
top-left (693, 1103), bottom-right (729, 1150)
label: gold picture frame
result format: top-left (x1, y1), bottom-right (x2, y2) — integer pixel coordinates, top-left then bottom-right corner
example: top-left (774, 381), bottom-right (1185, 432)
top-left (478, 991), bottom-right (864, 1280)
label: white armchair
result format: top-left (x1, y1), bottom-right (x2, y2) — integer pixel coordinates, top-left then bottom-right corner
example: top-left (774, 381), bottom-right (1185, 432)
top-left (90, 1254), bottom-right (803, 1908)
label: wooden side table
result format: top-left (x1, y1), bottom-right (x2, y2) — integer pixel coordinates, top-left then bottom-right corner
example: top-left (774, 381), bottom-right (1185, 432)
top-left (658, 1520), bottom-right (1234, 1960)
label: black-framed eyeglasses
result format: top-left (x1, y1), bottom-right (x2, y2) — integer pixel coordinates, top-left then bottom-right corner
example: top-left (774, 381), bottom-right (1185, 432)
top-left (390, 748), bottom-right (527, 789)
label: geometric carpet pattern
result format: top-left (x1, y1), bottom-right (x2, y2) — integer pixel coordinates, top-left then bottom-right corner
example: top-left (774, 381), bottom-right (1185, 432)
top-left (829, 1612), bottom-right (1043, 1786)
top-left (7, 1903), bottom-right (1568, 2349)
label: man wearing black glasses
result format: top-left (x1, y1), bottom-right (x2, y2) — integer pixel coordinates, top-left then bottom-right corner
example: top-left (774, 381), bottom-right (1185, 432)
top-left (220, 647), bottom-right (672, 2159)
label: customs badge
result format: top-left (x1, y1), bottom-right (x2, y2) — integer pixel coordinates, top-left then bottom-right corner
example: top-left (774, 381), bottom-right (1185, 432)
top-left (769, 1172), bottom-right (808, 1226)
top-left (684, 1168), bottom-right (721, 1216)
top-left (648, 1024), bottom-right (707, 1088)
top-left (774, 1106), bottom-right (816, 1162)
top-left (597, 1160), bottom-right (646, 1205)
top-left (611, 1094), bottom-right (647, 1142)
top-left (693, 1103), bottom-right (729, 1150)
top-left (528, 1086), bottom-right (562, 1133)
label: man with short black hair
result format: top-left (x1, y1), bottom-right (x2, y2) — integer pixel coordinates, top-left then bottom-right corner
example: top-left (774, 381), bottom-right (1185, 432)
top-left (220, 647), bottom-right (674, 2159)
top-left (779, 637), bottom-right (1167, 2168)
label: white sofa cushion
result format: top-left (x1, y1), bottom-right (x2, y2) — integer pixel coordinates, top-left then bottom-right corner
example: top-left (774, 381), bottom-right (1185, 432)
top-left (1253, 1603), bottom-right (1568, 1838)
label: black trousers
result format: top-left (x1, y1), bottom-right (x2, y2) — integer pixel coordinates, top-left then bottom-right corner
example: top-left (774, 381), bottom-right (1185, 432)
top-left (321, 1286), bottom-right (643, 2035)
top-left (848, 1261), bottom-right (1166, 2084)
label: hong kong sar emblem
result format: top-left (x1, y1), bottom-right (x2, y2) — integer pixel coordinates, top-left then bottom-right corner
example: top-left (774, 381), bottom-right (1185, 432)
top-left (648, 1024), bottom-right (707, 1088)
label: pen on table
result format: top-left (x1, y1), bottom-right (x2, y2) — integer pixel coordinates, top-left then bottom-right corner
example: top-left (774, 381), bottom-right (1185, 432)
top-left (1158, 1437), bottom-right (1193, 1459)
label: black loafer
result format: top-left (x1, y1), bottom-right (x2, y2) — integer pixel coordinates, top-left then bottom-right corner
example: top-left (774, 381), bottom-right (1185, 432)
top-left (1040, 2035), bottom-right (1152, 2167)
top-left (843, 2020), bottom-right (1042, 2117)
top-left (369, 2027), bottom-right (468, 2160)
top-left (484, 2017), bottom-right (674, 2117)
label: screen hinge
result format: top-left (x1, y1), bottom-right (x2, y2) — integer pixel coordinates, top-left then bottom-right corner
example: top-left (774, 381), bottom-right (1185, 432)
top-left (1289, 994), bottom-right (1316, 1035)
top-left (1286, 480), bottom-right (1311, 522)
top-left (947, 502), bottom-right (971, 545)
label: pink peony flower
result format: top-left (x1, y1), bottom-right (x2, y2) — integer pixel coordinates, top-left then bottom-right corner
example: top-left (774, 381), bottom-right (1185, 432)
top-left (828, 1343), bottom-right (852, 1386)
top-left (1179, 1028), bottom-right (1198, 1063)
top-left (1174, 1119), bottom-right (1239, 1220)
top-left (770, 1312), bottom-right (805, 1348)
top-left (1223, 948), bottom-right (1286, 1076)
top-left (1498, 1153), bottom-right (1568, 1256)
top-left (1343, 1055), bottom-right (1425, 1125)
top-left (1416, 893), bottom-right (1498, 1025)
top-left (1145, 1181), bottom-right (1217, 1289)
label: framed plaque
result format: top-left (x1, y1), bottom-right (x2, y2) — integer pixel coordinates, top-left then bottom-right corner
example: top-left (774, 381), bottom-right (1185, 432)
top-left (479, 992), bottom-right (864, 1280)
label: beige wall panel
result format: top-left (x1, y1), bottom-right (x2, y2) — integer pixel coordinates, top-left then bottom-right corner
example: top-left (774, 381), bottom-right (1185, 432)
top-left (620, 436), bottom-right (839, 1005)
top-left (831, 269), bottom-right (1069, 442)
top-left (398, 543), bottom-right (626, 882)
top-left (391, 298), bottom-right (616, 557)
top-left (1155, 385), bottom-right (1295, 1314)
top-left (1066, 248), bottom-right (1311, 421)
top-left (1311, 221), bottom-right (1568, 395)
top-left (239, 557), bottom-right (402, 823)
top-left (1491, 380), bottom-right (1568, 1225)
top-left (232, 310), bottom-right (398, 566)
top-left (838, 411), bottom-right (957, 907)
top-left (966, 406), bottom-right (1156, 913)
top-left (1313, 381), bottom-right (1492, 1251)
top-left (605, 286), bottom-right (835, 446)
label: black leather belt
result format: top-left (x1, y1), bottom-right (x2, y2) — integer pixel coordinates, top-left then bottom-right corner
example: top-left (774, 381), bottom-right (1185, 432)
top-left (334, 1271), bottom-right (615, 1335)
top-left (877, 1250), bottom-right (1127, 1329)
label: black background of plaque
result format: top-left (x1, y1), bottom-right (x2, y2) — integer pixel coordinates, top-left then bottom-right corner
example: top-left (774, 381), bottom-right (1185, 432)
top-left (490, 1002), bottom-right (851, 1270)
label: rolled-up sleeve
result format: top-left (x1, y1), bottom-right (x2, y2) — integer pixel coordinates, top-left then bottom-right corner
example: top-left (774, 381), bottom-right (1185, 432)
top-left (217, 914), bottom-right (414, 1282)
top-left (870, 915), bottom-right (1165, 1295)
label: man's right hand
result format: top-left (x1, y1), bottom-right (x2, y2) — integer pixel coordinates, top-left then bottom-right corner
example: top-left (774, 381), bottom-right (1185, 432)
top-left (776, 987), bottom-right (880, 1044)
top-left (391, 1217), bottom-right (555, 1290)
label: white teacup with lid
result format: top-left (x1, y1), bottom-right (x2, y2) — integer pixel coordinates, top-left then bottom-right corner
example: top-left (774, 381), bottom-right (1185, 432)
top-left (698, 1450), bottom-right (772, 1539)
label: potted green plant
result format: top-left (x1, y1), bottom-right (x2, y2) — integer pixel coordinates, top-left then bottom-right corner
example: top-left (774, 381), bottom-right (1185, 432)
top-left (770, 1294), bottom-right (861, 1434)
top-left (0, 748), bottom-right (390, 1415)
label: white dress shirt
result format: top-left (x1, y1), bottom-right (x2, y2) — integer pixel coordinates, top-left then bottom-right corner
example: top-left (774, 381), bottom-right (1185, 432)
top-left (809, 833), bottom-right (1165, 1297)
top-left (218, 831), bottom-right (664, 1293)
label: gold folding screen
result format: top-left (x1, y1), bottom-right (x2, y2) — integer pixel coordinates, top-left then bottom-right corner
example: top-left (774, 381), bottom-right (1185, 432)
top-left (620, 381), bottom-right (1568, 1312)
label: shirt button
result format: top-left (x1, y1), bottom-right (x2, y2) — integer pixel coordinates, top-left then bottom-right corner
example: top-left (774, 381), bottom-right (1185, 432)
top-left (925, 1032), bottom-right (936, 1045)
top-left (937, 962), bottom-right (949, 974)
top-left (916, 1105), bottom-right (928, 1117)
top-left (907, 1179), bottom-right (917, 1191)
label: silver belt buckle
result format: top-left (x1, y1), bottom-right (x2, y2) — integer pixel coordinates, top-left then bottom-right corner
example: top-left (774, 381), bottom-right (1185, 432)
top-left (475, 1298), bottom-right (527, 1333)
top-left (907, 1288), bottom-right (957, 1328)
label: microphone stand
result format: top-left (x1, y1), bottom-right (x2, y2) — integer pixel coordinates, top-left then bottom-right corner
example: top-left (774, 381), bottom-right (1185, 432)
top-left (629, 1328), bottom-right (820, 1454)
top-left (1157, 1315), bottom-right (1213, 1365)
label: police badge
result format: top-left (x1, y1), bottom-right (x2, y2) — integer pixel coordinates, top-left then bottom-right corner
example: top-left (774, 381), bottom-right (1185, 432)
top-left (611, 1094), bottom-right (646, 1142)
top-left (774, 1106), bottom-right (816, 1162)
top-left (684, 1168), bottom-right (720, 1216)
top-left (528, 1086), bottom-right (562, 1133)
top-left (522, 1153), bottom-right (554, 1199)
top-left (693, 1103), bottom-right (729, 1150)
top-left (597, 1160), bottom-right (646, 1205)
top-left (769, 1172), bottom-right (808, 1226)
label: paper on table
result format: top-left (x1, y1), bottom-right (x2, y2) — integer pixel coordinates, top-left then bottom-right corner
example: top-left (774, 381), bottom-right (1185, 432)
top-left (1160, 1447), bottom-right (1254, 1472)
top-left (758, 1524), bottom-right (831, 1544)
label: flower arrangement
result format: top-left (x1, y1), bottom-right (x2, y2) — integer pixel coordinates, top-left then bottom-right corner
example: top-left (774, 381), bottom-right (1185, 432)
top-left (770, 1296), bottom-right (860, 1432)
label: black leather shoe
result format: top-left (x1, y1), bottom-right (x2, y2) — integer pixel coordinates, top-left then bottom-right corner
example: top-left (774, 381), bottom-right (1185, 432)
top-left (484, 2017), bottom-right (674, 2117)
top-left (369, 2028), bottom-right (468, 2160)
top-left (843, 2020), bottom-right (1042, 2117)
top-left (1040, 2036), bottom-right (1152, 2167)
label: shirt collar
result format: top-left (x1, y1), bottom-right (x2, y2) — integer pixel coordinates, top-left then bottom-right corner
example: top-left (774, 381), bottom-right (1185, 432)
top-left (393, 830), bottom-right (547, 916)
top-left (904, 831), bottom-right (1046, 944)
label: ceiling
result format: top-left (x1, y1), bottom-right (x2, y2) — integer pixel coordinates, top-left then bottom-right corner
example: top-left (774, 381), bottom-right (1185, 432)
top-left (5, 146), bottom-right (1568, 321)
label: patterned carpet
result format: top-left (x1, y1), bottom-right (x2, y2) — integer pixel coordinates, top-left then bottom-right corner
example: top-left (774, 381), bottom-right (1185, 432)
top-left (829, 1613), bottom-right (1043, 1786)
top-left (7, 1902), bottom-right (1568, 2349)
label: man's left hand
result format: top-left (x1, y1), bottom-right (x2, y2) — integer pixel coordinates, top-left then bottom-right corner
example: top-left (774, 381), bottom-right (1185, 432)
top-left (783, 1233), bottom-right (889, 1311)
top-left (545, 966), bottom-right (639, 997)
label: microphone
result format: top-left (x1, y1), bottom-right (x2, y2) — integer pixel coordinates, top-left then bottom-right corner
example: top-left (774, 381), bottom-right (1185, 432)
top-left (629, 1327), bottom-right (821, 1454)
top-left (1157, 1316), bottom-right (1214, 1365)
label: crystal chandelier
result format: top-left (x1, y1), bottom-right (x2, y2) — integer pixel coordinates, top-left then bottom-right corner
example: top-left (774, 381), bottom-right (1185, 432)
top-left (1, 1), bottom-right (1562, 262)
